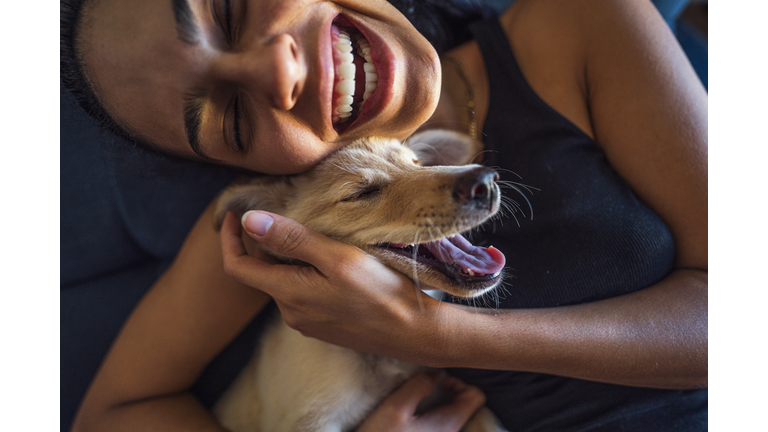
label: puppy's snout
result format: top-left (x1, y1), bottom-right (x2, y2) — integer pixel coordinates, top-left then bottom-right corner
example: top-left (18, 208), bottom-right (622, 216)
top-left (454, 167), bottom-right (499, 206)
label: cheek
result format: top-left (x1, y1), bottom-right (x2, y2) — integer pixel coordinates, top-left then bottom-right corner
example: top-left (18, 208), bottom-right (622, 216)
top-left (254, 135), bottom-right (340, 174)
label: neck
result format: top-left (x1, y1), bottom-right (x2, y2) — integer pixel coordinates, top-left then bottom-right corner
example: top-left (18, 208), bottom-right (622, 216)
top-left (419, 41), bottom-right (488, 142)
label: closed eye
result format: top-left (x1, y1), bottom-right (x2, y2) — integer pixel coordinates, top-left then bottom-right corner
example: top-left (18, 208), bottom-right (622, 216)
top-left (342, 186), bottom-right (382, 202)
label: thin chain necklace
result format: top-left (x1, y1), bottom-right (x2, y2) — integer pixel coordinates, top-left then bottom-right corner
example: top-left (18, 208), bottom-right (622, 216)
top-left (445, 55), bottom-right (478, 140)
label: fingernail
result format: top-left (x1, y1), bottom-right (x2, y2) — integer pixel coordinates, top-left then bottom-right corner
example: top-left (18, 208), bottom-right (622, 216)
top-left (242, 211), bottom-right (274, 236)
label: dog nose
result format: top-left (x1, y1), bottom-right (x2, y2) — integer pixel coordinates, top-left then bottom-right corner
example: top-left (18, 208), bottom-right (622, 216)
top-left (454, 167), bottom-right (499, 206)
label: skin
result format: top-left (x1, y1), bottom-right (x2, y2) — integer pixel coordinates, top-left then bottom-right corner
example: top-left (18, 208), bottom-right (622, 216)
top-left (72, 0), bottom-right (708, 430)
top-left (79, 0), bottom-right (441, 174)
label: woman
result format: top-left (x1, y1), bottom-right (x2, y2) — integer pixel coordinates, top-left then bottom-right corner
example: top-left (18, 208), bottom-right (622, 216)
top-left (62, 0), bottom-right (707, 430)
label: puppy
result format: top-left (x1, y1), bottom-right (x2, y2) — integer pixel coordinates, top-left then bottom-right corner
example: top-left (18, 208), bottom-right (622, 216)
top-left (213, 130), bottom-right (509, 432)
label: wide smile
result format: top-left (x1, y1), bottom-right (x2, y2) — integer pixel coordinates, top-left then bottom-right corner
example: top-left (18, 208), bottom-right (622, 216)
top-left (327, 14), bottom-right (394, 135)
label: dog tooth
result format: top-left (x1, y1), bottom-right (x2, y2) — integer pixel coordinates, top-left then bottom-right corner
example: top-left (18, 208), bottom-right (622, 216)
top-left (468, 269), bottom-right (475, 277)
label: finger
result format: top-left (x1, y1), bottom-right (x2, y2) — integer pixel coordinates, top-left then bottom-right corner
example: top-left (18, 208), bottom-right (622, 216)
top-left (240, 210), bottom-right (359, 271)
top-left (417, 378), bottom-right (486, 430)
top-left (383, 373), bottom-right (441, 414)
top-left (220, 211), bottom-right (307, 295)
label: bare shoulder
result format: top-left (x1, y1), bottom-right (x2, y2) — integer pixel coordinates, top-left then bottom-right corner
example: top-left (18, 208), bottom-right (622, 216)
top-left (498, 0), bottom-right (596, 138)
top-left (502, 0), bottom-right (708, 270)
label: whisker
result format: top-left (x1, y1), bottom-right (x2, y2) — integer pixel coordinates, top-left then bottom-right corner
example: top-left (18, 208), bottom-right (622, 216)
top-left (412, 230), bottom-right (425, 312)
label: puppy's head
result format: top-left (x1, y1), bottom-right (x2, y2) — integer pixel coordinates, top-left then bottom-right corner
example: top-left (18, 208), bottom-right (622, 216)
top-left (215, 130), bottom-right (506, 298)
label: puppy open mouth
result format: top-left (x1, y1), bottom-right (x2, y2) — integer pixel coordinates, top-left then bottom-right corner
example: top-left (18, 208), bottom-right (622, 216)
top-left (375, 233), bottom-right (506, 286)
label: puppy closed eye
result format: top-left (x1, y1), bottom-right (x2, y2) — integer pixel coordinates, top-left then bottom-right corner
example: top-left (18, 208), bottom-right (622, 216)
top-left (342, 186), bottom-right (382, 202)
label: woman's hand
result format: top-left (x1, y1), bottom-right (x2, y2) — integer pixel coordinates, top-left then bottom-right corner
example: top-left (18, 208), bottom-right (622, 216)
top-left (220, 211), bottom-right (447, 366)
top-left (222, 210), bottom-right (707, 389)
top-left (357, 373), bottom-right (487, 432)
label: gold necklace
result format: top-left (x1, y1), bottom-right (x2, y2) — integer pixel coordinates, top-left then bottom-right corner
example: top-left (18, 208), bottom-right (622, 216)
top-left (445, 55), bottom-right (478, 140)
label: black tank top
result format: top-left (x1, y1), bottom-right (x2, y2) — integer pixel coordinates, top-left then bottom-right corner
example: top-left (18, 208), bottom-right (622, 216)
top-left (447, 19), bottom-right (707, 431)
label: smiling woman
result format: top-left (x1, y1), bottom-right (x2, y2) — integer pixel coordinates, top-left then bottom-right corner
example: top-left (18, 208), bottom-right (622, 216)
top-left (62, 0), bottom-right (707, 431)
top-left (75, 0), bottom-right (442, 174)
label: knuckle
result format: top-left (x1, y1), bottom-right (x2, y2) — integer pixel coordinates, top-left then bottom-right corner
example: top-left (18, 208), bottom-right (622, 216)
top-left (276, 224), bottom-right (308, 256)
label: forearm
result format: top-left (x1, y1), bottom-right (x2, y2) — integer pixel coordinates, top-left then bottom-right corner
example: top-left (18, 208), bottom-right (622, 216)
top-left (436, 269), bottom-right (707, 389)
top-left (72, 203), bottom-right (272, 431)
top-left (73, 393), bottom-right (226, 432)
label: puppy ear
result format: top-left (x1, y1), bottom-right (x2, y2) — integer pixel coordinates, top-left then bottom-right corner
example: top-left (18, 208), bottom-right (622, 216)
top-left (213, 177), bottom-right (294, 230)
top-left (404, 130), bottom-right (481, 166)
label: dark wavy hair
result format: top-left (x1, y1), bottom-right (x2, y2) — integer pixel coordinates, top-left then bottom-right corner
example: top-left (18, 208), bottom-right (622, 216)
top-left (60, 0), bottom-right (496, 147)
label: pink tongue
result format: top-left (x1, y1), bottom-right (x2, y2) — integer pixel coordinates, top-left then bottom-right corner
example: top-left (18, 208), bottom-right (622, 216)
top-left (423, 234), bottom-right (505, 275)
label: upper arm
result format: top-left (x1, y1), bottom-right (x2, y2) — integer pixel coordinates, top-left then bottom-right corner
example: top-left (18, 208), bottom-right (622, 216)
top-left (78, 201), bottom-right (271, 417)
top-left (582, 0), bottom-right (708, 270)
top-left (503, 0), bottom-right (707, 270)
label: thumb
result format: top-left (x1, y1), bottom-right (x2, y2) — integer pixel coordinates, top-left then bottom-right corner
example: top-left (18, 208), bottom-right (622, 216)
top-left (241, 210), bottom-right (351, 270)
top-left (383, 373), bottom-right (441, 415)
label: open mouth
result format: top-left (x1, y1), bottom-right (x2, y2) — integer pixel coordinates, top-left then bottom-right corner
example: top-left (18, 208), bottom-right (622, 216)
top-left (331, 17), bottom-right (377, 133)
top-left (376, 234), bottom-right (506, 285)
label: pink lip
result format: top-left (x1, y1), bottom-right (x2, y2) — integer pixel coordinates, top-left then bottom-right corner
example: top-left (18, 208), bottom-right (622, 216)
top-left (328, 14), bottom-right (395, 135)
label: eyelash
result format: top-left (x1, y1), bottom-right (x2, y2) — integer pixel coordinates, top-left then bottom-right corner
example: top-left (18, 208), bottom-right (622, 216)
top-left (232, 94), bottom-right (243, 152)
top-left (214, 0), bottom-right (234, 46)
top-left (342, 186), bottom-right (382, 202)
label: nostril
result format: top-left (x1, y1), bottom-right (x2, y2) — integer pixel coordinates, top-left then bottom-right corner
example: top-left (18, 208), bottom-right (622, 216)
top-left (471, 183), bottom-right (487, 199)
top-left (454, 167), bottom-right (498, 204)
top-left (291, 83), bottom-right (299, 103)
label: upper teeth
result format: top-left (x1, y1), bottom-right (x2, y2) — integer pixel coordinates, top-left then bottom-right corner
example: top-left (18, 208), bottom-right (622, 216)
top-left (333, 30), bottom-right (378, 122)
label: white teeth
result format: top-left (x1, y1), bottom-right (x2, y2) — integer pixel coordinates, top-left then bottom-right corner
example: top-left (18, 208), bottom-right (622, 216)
top-left (335, 43), bottom-right (353, 53)
top-left (336, 80), bottom-right (355, 95)
top-left (332, 31), bottom-right (378, 124)
top-left (467, 269), bottom-right (475, 277)
top-left (338, 63), bottom-right (356, 80)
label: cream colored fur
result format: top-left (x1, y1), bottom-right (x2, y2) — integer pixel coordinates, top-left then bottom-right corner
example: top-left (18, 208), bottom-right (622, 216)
top-left (212, 131), bottom-right (508, 432)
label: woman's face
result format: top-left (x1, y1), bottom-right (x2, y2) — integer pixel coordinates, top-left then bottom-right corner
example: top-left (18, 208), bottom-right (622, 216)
top-left (80, 0), bottom-right (441, 174)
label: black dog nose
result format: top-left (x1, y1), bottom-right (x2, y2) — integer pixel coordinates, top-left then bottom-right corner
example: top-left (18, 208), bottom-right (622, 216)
top-left (454, 167), bottom-right (499, 206)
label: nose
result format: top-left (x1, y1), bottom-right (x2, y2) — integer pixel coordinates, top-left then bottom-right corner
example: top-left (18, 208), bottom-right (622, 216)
top-left (217, 34), bottom-right (306, 110)
top-left (454, 167), bottom-right (499, 207)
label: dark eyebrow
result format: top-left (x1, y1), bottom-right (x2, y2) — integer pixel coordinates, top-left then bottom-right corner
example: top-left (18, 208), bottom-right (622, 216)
top-left (183, 92), bottom-right (217, 161)
top-left (172, 0), bottom-right (200, 45)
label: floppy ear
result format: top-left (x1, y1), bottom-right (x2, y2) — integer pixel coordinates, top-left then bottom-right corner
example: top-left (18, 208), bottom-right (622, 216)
top-left (404, 129), bottom-right (481, 166)
top-left (213, 176), bottom-right (294, 230)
